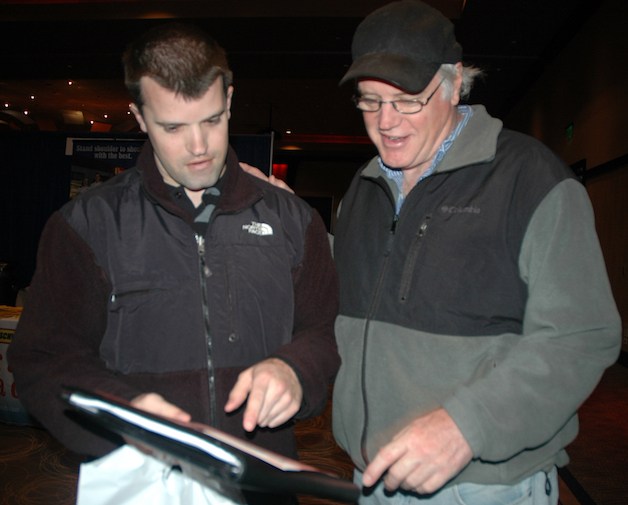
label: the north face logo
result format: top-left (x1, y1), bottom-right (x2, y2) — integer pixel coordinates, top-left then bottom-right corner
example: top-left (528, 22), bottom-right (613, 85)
top-left (242, 221), bottom-right (273, 236)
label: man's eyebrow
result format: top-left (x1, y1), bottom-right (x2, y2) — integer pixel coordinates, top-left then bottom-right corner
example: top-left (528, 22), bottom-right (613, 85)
top-left (359, 91), bottom-right (418, 99)
top-left (155, 120), bottom-right (184, 127)
top-left (159, 106), bottom-right (227, 124)
top-left (207, 107), bottom-right (227, 118)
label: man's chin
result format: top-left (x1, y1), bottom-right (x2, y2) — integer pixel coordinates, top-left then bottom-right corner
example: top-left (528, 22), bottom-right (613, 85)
top-left (185, 175), bottom-right (220, 192)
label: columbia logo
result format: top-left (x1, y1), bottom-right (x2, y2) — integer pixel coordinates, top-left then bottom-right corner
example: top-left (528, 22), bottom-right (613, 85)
top-left (440, 205), bottom-right (481, 214)
top-left (242, 221), bottom-right (273, 236)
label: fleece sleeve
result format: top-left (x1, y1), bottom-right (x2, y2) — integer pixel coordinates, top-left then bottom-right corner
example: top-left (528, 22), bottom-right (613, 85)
top-left (8, 212), bottom-right (146, 456)
top-left (443, 178), bottom-right (621, 461)
top-left (271, 208), bottom-right (340, 419)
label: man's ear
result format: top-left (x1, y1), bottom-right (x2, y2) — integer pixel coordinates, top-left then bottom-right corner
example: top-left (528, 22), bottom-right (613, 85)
top-left (129, 103), bottom-right (147, 132)
top-left (226, 85), bottom-right (234, 119)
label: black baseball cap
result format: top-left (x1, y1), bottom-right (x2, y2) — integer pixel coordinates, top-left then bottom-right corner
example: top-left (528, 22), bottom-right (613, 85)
top-left (340, 0), bottom-right (462, 93)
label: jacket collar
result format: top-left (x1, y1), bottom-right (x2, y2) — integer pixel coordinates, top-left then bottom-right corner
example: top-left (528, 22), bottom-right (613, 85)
top-left (360, 104), bottom-right (503, 181)
top-left (436, 105), bottom-right (502, 173)
top-left (137, 141), bottom-right (263, 221)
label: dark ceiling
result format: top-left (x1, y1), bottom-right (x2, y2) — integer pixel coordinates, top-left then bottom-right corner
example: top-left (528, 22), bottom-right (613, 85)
top-left (0, 0), bottom-right (601, 148)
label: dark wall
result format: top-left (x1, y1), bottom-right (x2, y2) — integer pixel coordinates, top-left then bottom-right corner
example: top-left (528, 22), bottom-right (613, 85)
top-left (0, 132), bottom-right (71, 296)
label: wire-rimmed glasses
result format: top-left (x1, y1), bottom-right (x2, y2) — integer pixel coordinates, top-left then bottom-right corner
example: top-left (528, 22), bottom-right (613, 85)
top-left (353, 78), bottom-right (445, 114)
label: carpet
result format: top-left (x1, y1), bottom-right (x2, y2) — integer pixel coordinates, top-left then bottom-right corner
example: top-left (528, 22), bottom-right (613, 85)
top-left (559, 363), bottom-right (628, 505)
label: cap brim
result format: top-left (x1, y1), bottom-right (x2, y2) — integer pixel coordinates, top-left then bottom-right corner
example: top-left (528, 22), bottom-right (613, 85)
top-left (339, 52), bottom-right (440, 94)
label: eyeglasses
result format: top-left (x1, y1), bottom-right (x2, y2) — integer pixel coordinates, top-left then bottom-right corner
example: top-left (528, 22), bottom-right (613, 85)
top-left (353, 78), bottom-right (445, 114)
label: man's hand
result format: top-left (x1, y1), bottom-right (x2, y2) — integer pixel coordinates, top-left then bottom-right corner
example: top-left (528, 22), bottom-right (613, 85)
top-left (362, 408), bottom-right (473, 495)
top-left (239, 162), bottom-right (294, 194)
top-left (130, 392), bottom-right (192, 423)
top-left (224, 358), bottom-right (303, 432)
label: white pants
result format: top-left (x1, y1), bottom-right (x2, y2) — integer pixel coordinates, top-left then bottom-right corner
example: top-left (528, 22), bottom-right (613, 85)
top-left (354, 467), bottom-right (558, 505)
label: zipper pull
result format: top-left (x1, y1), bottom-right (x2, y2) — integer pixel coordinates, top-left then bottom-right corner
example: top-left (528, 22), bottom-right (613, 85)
top-left (196, 234), bottom-right (205, 254)
top-left (384, 214), bottom-right (399, 256)
top-left (196, 234), bottom-right (211, 277)
top-left (390, 214), bottom-right (399, 233)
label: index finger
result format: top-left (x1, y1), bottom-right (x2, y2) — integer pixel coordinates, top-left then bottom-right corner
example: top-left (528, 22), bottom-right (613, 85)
top-left (362, 443), bottom-right (406, 488)
top-left (224, 369), bottom-right (253, 414)
top-left (241, 379), bottom-right (270, 432)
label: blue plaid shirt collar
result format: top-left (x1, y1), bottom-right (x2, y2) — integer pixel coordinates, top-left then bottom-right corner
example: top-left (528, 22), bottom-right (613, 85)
top-left (379, 105), bottom-right (473, 213)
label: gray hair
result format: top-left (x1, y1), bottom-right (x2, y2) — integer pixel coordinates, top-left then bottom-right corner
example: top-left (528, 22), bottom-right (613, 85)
top-left (438, 63), bottom-right (483, 100)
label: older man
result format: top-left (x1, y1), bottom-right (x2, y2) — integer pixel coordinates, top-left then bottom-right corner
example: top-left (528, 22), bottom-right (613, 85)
top-left (331, 2), bottom-right (621, 504)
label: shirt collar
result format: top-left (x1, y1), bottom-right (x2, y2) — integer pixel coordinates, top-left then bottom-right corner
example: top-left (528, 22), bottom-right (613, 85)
top-left (379, 105), bottom-right (473, 212)
top-left (168, 174), bottom-right (225, 218)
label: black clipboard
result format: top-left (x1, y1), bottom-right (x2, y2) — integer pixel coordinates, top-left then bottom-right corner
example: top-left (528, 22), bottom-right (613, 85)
top-left (62, 388), bottom-right (359, 503)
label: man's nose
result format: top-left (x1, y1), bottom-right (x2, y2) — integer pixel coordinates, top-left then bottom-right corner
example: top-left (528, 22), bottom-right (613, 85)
top-left (377, 102), bottom-right (402, 130)
top-left (187, 126), bottom-right (208, 155)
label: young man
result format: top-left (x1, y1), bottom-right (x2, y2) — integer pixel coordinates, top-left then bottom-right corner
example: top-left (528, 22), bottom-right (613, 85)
top-left (9, 23), bottom-right (339, 498)
top-left (331, 1), bottom-right (621, 504)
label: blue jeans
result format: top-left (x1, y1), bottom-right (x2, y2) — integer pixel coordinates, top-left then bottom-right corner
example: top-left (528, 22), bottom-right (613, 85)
top-left (354, 467), bottom-right (558, 505)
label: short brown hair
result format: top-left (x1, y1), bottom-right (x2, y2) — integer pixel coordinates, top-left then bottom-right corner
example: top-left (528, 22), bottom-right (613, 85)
top-left (122, 22), bottom-right (233, 107)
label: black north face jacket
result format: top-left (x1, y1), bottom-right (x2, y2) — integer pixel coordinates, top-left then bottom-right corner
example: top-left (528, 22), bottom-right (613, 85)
top-left (10, 142), bottom-right (340, 458)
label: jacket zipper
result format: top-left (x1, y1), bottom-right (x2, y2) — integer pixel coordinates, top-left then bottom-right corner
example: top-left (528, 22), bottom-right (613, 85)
top-left (359, 211), bottom-right (399, 464)
top-left (196, 234), bottom-right (217, 426)
top-left (110, 289), bottom-right (153, 303)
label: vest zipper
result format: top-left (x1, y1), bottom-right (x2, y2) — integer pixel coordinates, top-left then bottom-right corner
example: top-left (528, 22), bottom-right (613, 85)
top-left (196, 234), bottom-right (217, 426)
